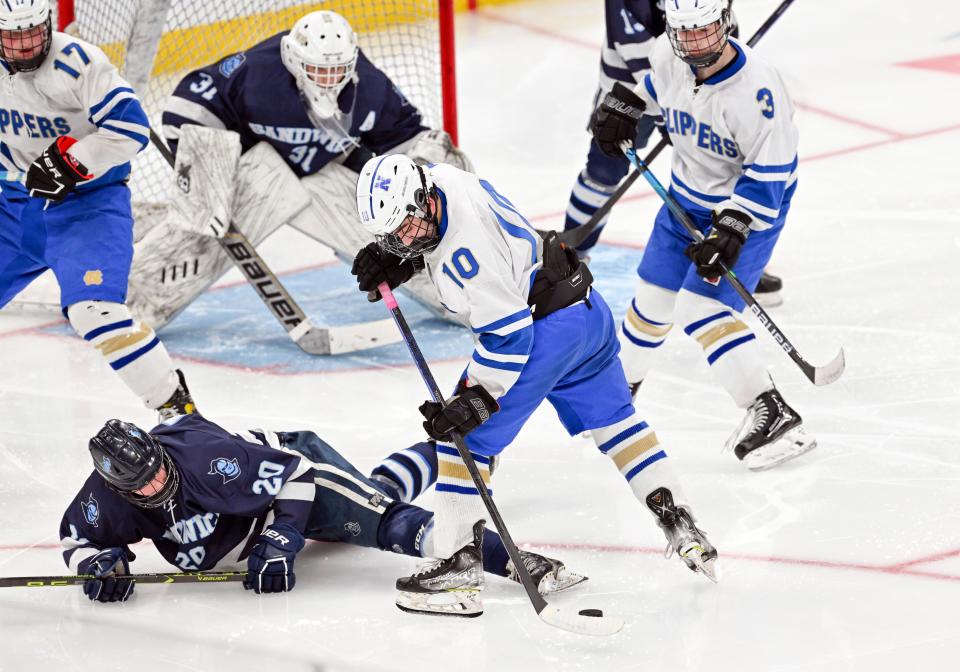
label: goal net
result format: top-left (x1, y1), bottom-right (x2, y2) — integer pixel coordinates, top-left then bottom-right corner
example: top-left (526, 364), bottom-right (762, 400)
top-left (53, 0), bottom-right (457, 206)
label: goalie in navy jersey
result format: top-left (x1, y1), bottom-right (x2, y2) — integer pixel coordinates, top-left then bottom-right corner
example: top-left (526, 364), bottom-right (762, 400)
top-left (125, 9), bottom-right (468, 330)
top-left (60, 414), bottom-right (583, 604)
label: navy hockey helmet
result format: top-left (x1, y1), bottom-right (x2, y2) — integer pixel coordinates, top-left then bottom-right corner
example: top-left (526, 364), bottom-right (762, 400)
top-left (89, 419), bottom-right (179, 508)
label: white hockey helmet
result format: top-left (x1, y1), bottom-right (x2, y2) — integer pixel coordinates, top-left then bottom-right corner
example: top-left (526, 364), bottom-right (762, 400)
top-left (0, 0), bottom-right (52, 73)
top-left (664, 0), bottom-right (731, 68)
top-left (281, 10), bottom-right (358, 120)
top-left (356, 154), bottom-right (439, 259)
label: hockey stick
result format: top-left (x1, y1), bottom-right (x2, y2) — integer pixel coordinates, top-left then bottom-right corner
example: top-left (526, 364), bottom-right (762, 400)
top-left (558, 0), bottom-right (798, 249)
top-left (0, 570), bottom-right (246, 588)
top-left (148, 128), bottom-right (400, 356)
top-left (624, 148), bottom-right (844, 385)
top-left (378, 282), bottom-right (624, 636)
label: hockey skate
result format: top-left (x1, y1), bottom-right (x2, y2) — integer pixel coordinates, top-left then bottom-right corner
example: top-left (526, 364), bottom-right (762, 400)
top-left (156, 369), bottom-right (198, 422)
top-left (646, 487), bottom-right (718, 583)
top-left (726, 389), bottom-right (816, 471)
top-left (754, 271), bottom-right (783, 308)
top-left (507, 551), bottom-right (588, 595)
top-left (396, 520), bottom-right (485, 618)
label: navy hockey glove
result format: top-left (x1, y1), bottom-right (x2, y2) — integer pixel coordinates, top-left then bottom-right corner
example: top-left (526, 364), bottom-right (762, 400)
top-left (686, 209), bottom-right (752, 279)
top-left (590, 82), bottom-right (647, 159)
top-left (243, 523), bottom-right (305, 594)
top-left (79, 548), bottom-right (134, 603)
top-left (351, 242), bottom-right (421, 301)
top-left (26, 136), bottom-right (93, 202)
top-left (419, 384), bottom-right (499, 441)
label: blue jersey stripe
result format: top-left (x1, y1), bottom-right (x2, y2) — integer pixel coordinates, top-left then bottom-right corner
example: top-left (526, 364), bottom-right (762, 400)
top-left (707, 334), bottom-right (756, 365)
top-left (624, 450), bottom-right (667, 481)
top-left (672, 172), bottom-right (726, 204)
top-left (471, 351), bottom-right (526, 373)
top-left (83, 319), bottom-right (134, 341)
top-left (744, 156), bottom-right (798, 173)
top-left (478, 328), bottom-right (534, 357)
top-left (644, 73), bottom-right (658, 103)
top-left (734, 176), bottom-right (787, 213)
top-left (110, 336), bottom-right (160, 370)
top-left (621, 325), bottom-right (663, 349)
top-left (89, 87), bottom-right (136, 118)
top-left (488, 206), bottom-right (538, 266)
top-left (472, 308), bottom-right (532, 334)
top-left (684, 310), bottom-right (732, 335)
top-left (598, 421), bottom-right (649, 454)
top-left (99, 123), bottom-right (149, 149)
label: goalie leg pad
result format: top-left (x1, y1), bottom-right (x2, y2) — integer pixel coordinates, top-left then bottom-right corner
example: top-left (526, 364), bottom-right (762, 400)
top-left (67, 300), bottom-right (178, 409)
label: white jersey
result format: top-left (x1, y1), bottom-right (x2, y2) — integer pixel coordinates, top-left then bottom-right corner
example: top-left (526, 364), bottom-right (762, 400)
top-left (421, 164), bottom-right (543, 400)
top-left (0, 32), bottom-right (149, 185)
top-left (634, 36), bottom-right (798, 230)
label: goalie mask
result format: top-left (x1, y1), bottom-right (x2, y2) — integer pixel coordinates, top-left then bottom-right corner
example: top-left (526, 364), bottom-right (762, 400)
top-left (356, 154), bottom-right (440, 260)
top-left (89, 419), bottom-right (180, 509)
top-left (281, 10), bottom-right (359, 121)
top-left (0, 0), bottom-right (52, 73)
top-left (664, 0), bottom-right (732, 68)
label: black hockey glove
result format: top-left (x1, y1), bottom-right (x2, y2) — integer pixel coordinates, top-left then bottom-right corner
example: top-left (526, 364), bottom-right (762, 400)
top-left (26, 136), bottom-right (93, 202)
top-left (351, 242), bottom-right (422, 301)
top-left (79, 548), bottom-right (135, 603)
top-left (589, 82), bottom-right (647, 159)
top-left (685, 209), bottom-right (752, 279)
top-left (419, 384), bottom-right (499, 441)
top-left (243, 523), bottom-right (305, 594)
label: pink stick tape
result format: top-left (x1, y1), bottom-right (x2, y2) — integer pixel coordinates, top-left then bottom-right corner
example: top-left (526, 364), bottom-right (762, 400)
top-left (379, 282), bottom-right (399, 310)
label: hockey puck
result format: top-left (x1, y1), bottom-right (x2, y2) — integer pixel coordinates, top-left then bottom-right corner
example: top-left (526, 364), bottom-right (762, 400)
top-left (578, 608), bottom-right (603, 618)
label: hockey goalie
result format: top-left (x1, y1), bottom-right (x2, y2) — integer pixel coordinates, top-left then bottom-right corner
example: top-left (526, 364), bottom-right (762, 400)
top-left (126, 9), bottom-right (470, 330)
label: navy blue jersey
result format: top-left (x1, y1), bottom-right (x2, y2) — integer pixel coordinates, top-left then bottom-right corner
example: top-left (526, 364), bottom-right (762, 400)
top-left (161, 32), bottom-right (427, 177)
top-left (599, 1), bottom-right (666, 92)
top-left (60, 414), bottom-right (314, 572)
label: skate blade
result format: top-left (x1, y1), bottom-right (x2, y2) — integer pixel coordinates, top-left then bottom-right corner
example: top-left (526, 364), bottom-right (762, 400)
top-left (540, 569), bottom-right (588, 595)
top-left (744, 429), bottom-right (818, 472)
top-left (396, 589), bottom-right (483, 618)
top-left (680, 546), bottom-right (719, 584)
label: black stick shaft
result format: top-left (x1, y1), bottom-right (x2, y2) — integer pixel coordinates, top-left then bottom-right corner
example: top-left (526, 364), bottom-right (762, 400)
top-left (378, 283), bottom-right (549, 615)
top-left (0, 571), bottom-right (246, 588)
top-left (559, 0), bottom-right (797, 249)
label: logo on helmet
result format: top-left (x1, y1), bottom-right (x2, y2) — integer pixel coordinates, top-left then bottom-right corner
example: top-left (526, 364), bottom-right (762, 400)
top-left (101, 457), bottom-right (112, 473)
top-left (374, 175), bottom-right (392, 191)
top-left (208, 457), bottom-right (241, 484)
top-left (81, 494), bottom-right (100, 527)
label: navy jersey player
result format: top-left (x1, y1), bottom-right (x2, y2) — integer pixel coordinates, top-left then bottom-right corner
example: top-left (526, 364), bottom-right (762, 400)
top-left (0, 0), bottom-right (196, 419)
top-left (352, 155), bottom-right (718, 617)
top-left (590, 0), bottom-right (816, 470)
top-left (138, 10), bottom-right (467, 328)
top-left (61, 414), bottom-right (583, 605)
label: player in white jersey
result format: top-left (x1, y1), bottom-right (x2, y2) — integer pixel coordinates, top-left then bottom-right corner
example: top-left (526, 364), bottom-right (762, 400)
top-left (0, 0), bottom-right (196, 420)
top-left (589, 0), bottom-right (815, 470)
top-left (351, 154), bottom-right (718, 618)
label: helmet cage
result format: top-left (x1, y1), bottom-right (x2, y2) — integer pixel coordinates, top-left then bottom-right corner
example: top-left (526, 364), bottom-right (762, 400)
top-left (0, 15), bottom-right (51, 73)
top-left (666, 8), bottom-right (730, 68)
top-left (376, 166), bottom-right (439, 260)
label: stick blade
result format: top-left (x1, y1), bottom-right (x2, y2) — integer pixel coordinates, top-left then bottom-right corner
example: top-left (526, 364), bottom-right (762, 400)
top-left (538, 604), bottom-right (625, 636)
top-left (289, 317), bottom-right (402, 356)
top-left (813, 347), bottom-right (846, 386)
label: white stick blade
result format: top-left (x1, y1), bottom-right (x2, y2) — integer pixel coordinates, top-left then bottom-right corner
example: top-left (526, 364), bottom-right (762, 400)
top-left (538, 605), bottom-right (625, 637)
top-left (813, 347), bottom-right (846, 386)
top-left (289, 317), bottom-right (403, 356)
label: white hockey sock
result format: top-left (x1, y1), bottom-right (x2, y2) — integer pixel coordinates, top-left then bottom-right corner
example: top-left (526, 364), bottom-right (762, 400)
top-left (593, 412), bottom-right (688, 507)
top-left (429, 443), bottom-right (491, 558)
top-left (67, 301), bottom-right (179, 409)
top-left (618, 279), bottom-right (677, 384)
top-left (675, 290), bottom-right (772, 408)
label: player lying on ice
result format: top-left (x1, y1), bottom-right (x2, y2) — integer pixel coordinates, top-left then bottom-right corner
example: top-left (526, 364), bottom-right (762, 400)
top-left (60, 413), bottom-right (585, 604)
top-left (125, 9), bottom-right (468, 329)
top-left (351, 154), bottom-right (719, 617)
top-left (589, 0), bottom-right (816, 470)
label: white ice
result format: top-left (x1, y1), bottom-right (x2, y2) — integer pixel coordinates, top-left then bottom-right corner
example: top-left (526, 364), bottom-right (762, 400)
top-left (2, 1), bottom-right (960, 670)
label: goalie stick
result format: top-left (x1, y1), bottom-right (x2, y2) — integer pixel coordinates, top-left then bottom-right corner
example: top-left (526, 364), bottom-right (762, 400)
top-left (624, 148), bottom-right (844, 386)
top-left (0, 570), bottom-right (246, 588)
top-left (378, 282), bottom-right (625, 636)
top-left (558, 0), bottom-right (798, 249)
top-left (149, 127), bottom-right (400, 356)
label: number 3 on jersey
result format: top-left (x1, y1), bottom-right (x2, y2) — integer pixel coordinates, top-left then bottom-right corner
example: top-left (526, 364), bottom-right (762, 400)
top-left (442, 247), bottom-right (480, 288)
top-left (252, 460), bottom-right (285, 495)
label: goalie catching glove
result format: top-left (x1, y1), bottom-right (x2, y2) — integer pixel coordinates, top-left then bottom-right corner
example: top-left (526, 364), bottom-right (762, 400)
top-left (26, 136), bottom-right (93, 202)
top-left (243, 523), bottom-right (305, 594)
top-left (351, 242), bottom-right (422, 301)
top-left (589, 82), bottom-right (647, 159)
top-left (419, 383), bottom-right (499, 441)
top-left (686, 209), bottom-right (752, 279)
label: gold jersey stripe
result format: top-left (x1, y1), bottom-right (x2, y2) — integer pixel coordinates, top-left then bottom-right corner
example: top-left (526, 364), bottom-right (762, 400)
top-left (696, 320), bottom-right (749, 349)
top-left (611, 432), bottom-right (660, 471)
top-left (96, 323), bottom-right (153, 356)
top-left (439, 460), bottom-right (490, 485)
top-left (627, 309), bottom-right (673, 337)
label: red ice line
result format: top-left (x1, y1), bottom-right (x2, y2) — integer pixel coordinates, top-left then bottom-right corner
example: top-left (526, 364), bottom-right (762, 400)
top-left (3, 540), bottom-right (958, 583)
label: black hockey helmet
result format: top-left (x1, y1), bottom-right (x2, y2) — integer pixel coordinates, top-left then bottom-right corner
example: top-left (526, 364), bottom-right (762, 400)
top-left (89, 419), bottom-right (179, 508)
